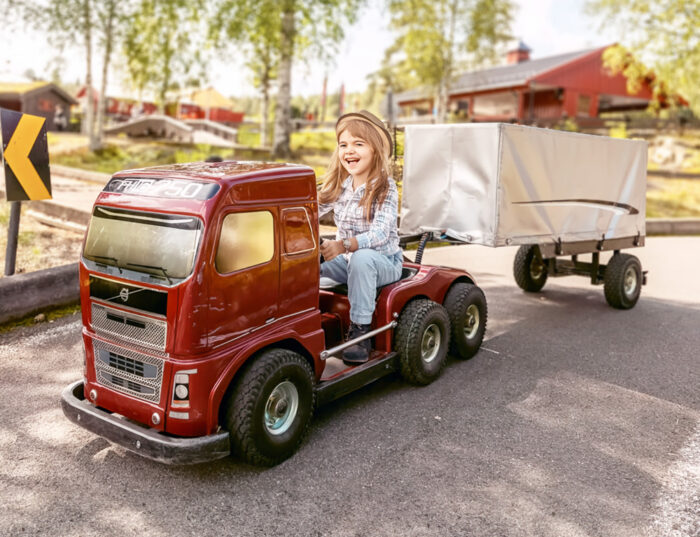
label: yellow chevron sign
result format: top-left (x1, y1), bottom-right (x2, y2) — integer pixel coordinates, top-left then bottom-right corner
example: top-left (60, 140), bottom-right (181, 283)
top-left (1, 109), bottom-right (52, 201)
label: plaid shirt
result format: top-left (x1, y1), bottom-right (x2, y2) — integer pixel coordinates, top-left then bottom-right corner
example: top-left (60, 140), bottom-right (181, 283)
top-left (319, 176), bottom-right (400, 256)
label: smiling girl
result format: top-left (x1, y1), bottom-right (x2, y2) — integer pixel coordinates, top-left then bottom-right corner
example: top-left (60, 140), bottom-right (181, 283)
top-left (318, 110), bottom-right (402, 364)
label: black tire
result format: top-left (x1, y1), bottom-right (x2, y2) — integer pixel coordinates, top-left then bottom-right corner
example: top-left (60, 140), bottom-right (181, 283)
top-left (513, 245), bottom-right (548, 292)
top-left (604, 253), bottom-right (642, 309)
top-left (225, 349), bottom-right (315, 466)
top-left (395, 299), bottom-right (450, 386)
top-left (443, 282), bottom-right (487, 359)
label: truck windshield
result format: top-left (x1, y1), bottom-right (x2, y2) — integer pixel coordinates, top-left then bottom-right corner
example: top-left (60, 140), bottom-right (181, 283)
top-left (83, 206), bottom-right (203, 284)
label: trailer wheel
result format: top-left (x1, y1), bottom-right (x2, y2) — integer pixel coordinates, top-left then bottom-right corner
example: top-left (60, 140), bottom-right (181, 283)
top-left (513, 245), bottom-right (548, 292)
top-left (604, 253), bottom-right (642, 309)
top-left (225, 348), bottom-right (315, 466)
top-left (443, 282), bottom-right (487, 360)
top-left (395, 299), bottom-right (450, 385)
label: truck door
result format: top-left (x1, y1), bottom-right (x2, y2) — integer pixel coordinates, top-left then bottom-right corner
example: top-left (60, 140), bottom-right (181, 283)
top-left (207, 208), bottom-right (279, 347)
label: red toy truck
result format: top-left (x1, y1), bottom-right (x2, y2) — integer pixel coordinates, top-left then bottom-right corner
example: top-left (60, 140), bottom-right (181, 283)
top-left (61, 161), bottom-right (487, 466)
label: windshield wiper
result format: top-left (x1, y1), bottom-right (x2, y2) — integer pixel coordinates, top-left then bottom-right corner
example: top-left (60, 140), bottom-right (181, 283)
top-left (126, 263), bottom-right (173, 284)
top-left (88, 255), bottom-right (122, 274)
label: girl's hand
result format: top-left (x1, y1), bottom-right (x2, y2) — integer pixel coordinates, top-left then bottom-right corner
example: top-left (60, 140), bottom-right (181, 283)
top-left (320, 239), bottom-right (345, 261)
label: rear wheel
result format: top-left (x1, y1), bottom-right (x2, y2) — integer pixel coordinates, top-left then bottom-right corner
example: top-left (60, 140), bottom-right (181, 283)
top-left (395, 299), bottom-right (450, 385)
top-left (225, 349), bottom-right (315, 466)
top-left (604, 253), bottom-right (642, 309)
top-left (513, 245), bottom-right (548, 292)
top-left (443, 282), bottom-right (487, 359)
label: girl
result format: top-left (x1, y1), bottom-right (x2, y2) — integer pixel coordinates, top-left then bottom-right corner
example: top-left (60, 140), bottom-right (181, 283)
top-left (318, 110), bottom-right (403, 364)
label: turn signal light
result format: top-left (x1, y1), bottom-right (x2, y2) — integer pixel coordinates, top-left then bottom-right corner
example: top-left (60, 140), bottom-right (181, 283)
top-left (171, 369), bottom-right (196, 409)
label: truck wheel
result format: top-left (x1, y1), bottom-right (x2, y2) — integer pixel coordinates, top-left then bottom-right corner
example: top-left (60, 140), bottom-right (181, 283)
top-left (604, 253), bottom-right (642, 309)
top-left (513, 245), bottom-right (548, 292)
top-left (225, 349), bottom-right (315, 466)
top-left (395, 299), bottom-right (450, 386)
top-left (443, 282), bottom-right (487, 360)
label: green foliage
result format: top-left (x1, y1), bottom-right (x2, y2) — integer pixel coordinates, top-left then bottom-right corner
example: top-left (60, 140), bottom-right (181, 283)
top-left (123, 0), bottom-right (209, 107)
top-left (290, 130), bottom-right (337, 153)
top-left (388, 0), bottom-right (515, 121)
top-left (586, 0), bottom-right (700, 115)
top-left (210, 0), bottom-right (365, 155)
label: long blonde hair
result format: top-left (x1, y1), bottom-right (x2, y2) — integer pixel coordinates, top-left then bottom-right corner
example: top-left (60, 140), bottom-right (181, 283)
top-left (318, 118), bottom-right (392, 222)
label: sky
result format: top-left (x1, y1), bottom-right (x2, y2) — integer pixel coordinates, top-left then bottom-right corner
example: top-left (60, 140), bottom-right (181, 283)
top-left (2, 0), bottom-right (617, 99)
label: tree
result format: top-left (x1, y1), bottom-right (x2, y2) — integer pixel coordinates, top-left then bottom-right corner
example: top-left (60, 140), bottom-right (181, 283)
top-left (585, 0), bottom-right (700, 115)
top-left (389, 0), bottom-right (515, 123)
top-left (11, 0), bottom-right (131, 150)
top-left (210, 0), bottom-right (279, 149)
top-left (123, 0), bottom-right (208, 112)
top-left (211, 0), bottom-right (364, 159)
top-left (94, 0), bottom-right (120, 149)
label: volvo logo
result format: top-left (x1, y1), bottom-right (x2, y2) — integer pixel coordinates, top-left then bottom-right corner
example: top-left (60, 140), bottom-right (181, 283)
top-left (119, 288), bottom-right (130, 302)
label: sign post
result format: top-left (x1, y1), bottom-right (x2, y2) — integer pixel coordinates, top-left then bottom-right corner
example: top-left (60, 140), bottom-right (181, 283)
top-left (1, 108), bottom-right (52, 276)
top-left (4, 201), bottom-right (20, 276)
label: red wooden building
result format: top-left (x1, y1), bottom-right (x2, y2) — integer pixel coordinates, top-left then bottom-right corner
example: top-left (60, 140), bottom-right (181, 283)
top-left (397, 43), bottom-right (657, 123)
top-left (0, 82), bottom-right (78, 131)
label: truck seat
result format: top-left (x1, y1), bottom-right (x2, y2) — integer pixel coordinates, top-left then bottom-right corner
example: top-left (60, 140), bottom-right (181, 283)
top-left (319, 266), bottom-right (418, 296)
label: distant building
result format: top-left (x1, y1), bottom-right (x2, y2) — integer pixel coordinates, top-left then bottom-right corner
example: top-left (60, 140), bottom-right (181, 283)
top-left (0, 81), bottom-right (78, 131)
top-left (396, 43), bottom-right (658, 123)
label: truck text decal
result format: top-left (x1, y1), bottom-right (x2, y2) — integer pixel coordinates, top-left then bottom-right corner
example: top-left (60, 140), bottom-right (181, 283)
top-left (104, 177), bottom-right (220, 200)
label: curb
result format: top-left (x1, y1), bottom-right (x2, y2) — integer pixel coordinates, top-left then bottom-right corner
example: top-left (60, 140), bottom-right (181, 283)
top-left (50, 164), bottom-right (111, 185)
top-left (0, 263), bottom-right (79, 324)
top-left (647, 218), bottom-right (700, 236)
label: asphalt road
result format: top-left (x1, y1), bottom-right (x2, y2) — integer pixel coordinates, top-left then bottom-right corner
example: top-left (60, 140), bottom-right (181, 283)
top-left (1, 237), bottom-right (698, 537)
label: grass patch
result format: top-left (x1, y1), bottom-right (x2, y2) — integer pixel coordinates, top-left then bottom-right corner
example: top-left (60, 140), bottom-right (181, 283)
top-left (0, 303), bottom-right (81, 334)
top-left (647, 177), bottom-right (700, 217)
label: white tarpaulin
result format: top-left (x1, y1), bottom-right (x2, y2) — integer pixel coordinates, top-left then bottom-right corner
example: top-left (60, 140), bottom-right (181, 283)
top-left (400, 123), bottom-right (647, 246)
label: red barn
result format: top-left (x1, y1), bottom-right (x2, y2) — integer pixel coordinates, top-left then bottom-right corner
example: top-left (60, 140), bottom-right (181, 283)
top-left (397, 43), bottom-right (657, 123)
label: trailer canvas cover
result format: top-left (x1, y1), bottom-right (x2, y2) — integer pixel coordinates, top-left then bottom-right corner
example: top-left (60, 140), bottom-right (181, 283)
top-left (400, 123), bottom-right (647, 246)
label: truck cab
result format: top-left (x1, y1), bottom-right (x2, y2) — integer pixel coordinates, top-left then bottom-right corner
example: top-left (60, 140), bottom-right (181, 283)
top-left (62, 161), bottom-right (487, 466)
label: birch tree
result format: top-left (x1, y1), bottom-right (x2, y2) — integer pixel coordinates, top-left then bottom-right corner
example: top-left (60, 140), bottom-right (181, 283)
top-left (124, 0), bottom-right (208, 111)
top-left (211, 0), bottom-right (364, 159)
top-left (13, 0), bottom-right (131, 150)
top-left (389, 0), bottom-right (515, 123)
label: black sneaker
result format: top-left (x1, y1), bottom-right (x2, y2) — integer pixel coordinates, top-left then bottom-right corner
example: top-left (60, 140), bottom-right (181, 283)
top-left (342, 323), bottom-right (371, 365)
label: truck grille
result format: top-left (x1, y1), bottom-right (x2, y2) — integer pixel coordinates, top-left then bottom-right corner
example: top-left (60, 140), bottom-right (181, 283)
top-left (93, 340), bottom-right (163, 403)
top-left (91, 303), bottom-right (167, 351)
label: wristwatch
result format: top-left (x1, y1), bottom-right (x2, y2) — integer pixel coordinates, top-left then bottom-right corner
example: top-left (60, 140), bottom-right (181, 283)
top-left (342, 238), bottom-right (352, 252)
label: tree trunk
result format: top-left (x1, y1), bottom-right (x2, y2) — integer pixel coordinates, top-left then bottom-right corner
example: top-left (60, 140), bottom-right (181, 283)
top-left (272, 5), bottom-right (295, 159)
top-left (93, 0), bottom-right (116, 151)
top-left (83, 0), bottom-right (95, 147)
top-left (261, 79), bottom-right (269, 148)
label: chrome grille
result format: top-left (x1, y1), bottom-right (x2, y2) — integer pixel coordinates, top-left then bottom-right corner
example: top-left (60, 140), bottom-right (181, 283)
top-left (93, 340), bottom-right (163, 403)
top-left (91, 303), bottom-right (166, 351)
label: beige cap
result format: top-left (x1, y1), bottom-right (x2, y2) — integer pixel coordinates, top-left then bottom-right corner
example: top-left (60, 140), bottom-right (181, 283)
top-left (336, 110), bottom-right (393, 157)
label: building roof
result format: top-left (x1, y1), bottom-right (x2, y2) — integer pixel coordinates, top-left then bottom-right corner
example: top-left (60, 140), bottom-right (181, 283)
top-left (0, 81), bottom-right (78, 104)
top-left (191, 87), bottom-right (234, 109)
top-left (397, 47), bottom-right (602, 103)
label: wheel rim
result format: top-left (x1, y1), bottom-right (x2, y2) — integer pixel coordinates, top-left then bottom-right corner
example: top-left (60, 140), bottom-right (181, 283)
top-left (530, 257), bottom-right (545, 280)
top-left (421, 323), bottom-right (441, 363)
top-left (464, 304), bottom-right (480, 339)
top-left (264, 380), bottom-right (299, 436)
top-left (623, 266), bottom-right (638, 298)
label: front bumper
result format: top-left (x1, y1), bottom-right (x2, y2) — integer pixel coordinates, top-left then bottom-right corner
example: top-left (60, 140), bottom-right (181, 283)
top-left (61, 380), bottom-right (230, 465)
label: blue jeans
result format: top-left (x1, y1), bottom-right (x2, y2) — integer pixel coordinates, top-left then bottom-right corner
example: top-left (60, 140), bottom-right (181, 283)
top-left (321, 249), bottom-right (404, 324)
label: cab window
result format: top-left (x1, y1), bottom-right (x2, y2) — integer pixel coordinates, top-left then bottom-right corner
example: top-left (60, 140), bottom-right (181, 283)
top-left (215, 211), bottom-right (274, 273)
top-left (282, 208), bottom-right (315, 255)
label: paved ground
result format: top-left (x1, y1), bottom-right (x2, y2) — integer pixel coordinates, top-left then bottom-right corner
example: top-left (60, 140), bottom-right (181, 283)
top-left (1, 237), bottom-right (698, 537)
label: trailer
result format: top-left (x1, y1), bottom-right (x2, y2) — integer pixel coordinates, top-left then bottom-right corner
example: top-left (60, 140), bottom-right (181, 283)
top-left (400, 123), bottom-right (648, 309)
